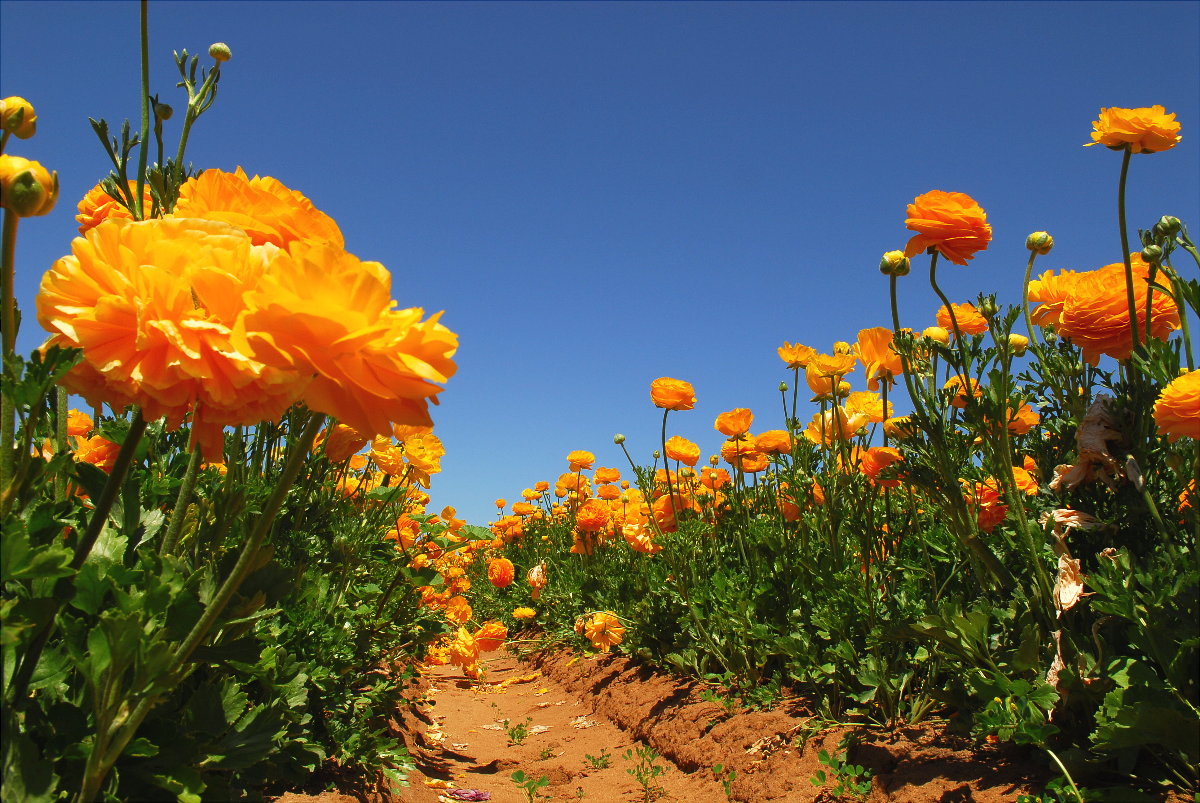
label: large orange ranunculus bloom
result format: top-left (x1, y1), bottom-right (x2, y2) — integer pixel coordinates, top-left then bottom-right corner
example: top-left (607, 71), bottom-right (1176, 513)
top-left (650, 377), bottom-right (696, 411)
top-left (74, 435), bottom-right (121, 473)
top-left (755, 430), bottom-right (792, 455)
top-left (237, 241), bottom-right (458, 439)
top-left (575, 498), bottom-right (612, 532)
top-left (583, 612), bottom-right (625, 652)
top-left (845, 391), bottom-right (892, 424)
top-left (594, 467), bottom-right (621, 484)
top-left (488, 557), bottom-right (516, 588)
top-left (37, 218), bottom-right (302, 459)
top-left (1154, 370), bottom-right (1199, 442)
top-left (474, 621), bottom-right (508, 653)
top-left (664, 435), bottom-right (701, 467)
top-left (860, 446), bottom-right (903, 487)
top-left (173, 167), bottom-right (344, 248)
top-left (66, 409), bottom-right (93, 438)
top-left (1086, 106), bottom-right (1181, 154)
top-left (76, 180), bottom-right (154, 234)
top-left (903, 190), bottom-right (991, 266)
top-left (855, 327), bottom-right (903, 391)
top-left (778, 341), bottom-right (816, 369)
top-left (936, 302), bottom-right (989, 338)
top-left (1031, 255), bottom-right (1180, 364)
top-left (714, 408), bottom-right (754, 438)
top-left (567, 450), bottom-right (596, 471)
top-left (321, 423), bottom-right (369, 463)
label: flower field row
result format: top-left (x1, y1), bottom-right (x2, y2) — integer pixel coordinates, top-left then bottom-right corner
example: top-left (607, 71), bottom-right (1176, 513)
top-left (2, 18), bottom-right (1197, 803)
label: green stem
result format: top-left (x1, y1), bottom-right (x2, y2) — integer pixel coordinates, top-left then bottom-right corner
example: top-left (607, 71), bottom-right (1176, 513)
top-left (1021, 249), bottom-right (1044, 349)
top-left (159, 443), bottom-right (204, 555)
top-left (54, 387), bottom-right (68, 501)
top-left (134, 0), bottom-right (150, 220)
top-left (1, 210), bottom-right (18, 515)
top-left (1117, 145), bottom-right (1138, 349)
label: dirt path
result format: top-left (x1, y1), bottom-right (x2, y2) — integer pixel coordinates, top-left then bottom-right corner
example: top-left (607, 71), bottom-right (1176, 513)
top-left (395, 654), bottom-right (731, 803)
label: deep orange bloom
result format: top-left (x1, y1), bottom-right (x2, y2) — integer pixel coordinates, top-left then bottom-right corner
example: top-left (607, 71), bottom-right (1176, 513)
top-left (778, 341), bottom-right (816, 369)
top-left (714, 408), bottom-right (754, 437)
top-left (575, 498), bottom-right (612, 532)
top-left (622, 522), bottom-right (663, 555)
top-left (238, 241), bottom-right (458, 438)
top-left (944, 375), bottom-right (983, 409)
top-left (66, 409), bottom-right (93, 438)
top-left (860, 446), bottom-right (903, 487)
top-left (854, 328), bottom-right (903, 391)
top-left (755, 430), bottom-right (793, 454)
top-left (76, 180), bottom-right (154, 234)
top-left (903, 190), bottom-right (991, 266)
top-left (73, 435), bottom-right (120, 473)
top-left (720, 436), bottom-right (764, 471)
top-left (594, 466), bottom-right (621, 484)
top-left (650, 377), bottom-right (696, 411)
top-left (1154, 370), bottom-right (1199, 442)
top-left (487, 557), bottom-right (516, 588)
top-left (964, 479), bottom-right (1008, 533)
top-left (583, 612), bottom-right (625, 652)
top-left (936, 302), bottom-right (989, 337)
top-left (845, 391), bottom-right (892, 424)
top-left (321, 423), bottom-right (369, 463)
top-left (173, 167), bottom-right (344, 248)
top-left (1003, 403), bottom-right (1041, 436)
top-left (664, 435), bottom-right (701, 467)
top-left (1086, 106), bottom-right (1181, 153)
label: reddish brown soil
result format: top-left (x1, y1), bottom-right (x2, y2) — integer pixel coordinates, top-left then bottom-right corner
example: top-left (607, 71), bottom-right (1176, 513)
top-left (277, 648), bottom-right (1065, 803)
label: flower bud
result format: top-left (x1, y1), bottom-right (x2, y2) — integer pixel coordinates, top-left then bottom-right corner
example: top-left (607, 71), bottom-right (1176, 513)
top-left (208, 42), bottom-right (232, 62)
top-left (613, 433), bottom-right (625, 444)
top-left (0, 155), bottom-right (58, 217)
top-left (709, 455), bottom-right (719, 466)
top-left (1140, 244), bottom-right (1163, 264)
top-left (0, 97), bottom-right (37, 139)
top-left (652, 449), bottom-right (660, 459)
top-left (154, 102), bottom-right (174, 121)
top-left (879, 250), bottom-right (911, 277)
top-left (978, 296), bottom-right (998, 321)
top-left (1025, 231), bottom-right (1053, 255)
top-left (1043, 329), bottom-right (1058, 345)
top-left (834, 341), bottom-right (852, 355)
top-left (1007, 333), bottom-right (1029, 356)
top-left (923, 326), bottom-right (950, 345)
top-left (1155, 216), bottom-right (1182, 237)
top-left (778, 382), bottom-right (789, 392)
top-left (836, 380), bottom-right (851, 398)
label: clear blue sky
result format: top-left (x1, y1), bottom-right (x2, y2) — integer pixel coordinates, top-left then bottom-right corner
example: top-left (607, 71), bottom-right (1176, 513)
top-left (3, 1), bottom-right (1198, 525)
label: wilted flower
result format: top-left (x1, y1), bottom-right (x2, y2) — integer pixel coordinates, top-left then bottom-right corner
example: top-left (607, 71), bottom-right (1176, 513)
top-left (1086, 105), bottom-right (1181, 153)
top-left (903, 190), bottom-right (992, 266)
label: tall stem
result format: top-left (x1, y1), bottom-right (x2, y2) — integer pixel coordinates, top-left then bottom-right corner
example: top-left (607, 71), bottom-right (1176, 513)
top-left (0, 210), bottom-right (18, 514)
top-left (1116, 145), bottom-right (1139, 349)
top-left (134, 0), bottom-right (150, 220)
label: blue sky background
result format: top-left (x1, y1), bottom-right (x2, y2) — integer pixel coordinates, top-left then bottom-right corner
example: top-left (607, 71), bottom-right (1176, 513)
top-left (3, 1), bottom-right (1198, 525)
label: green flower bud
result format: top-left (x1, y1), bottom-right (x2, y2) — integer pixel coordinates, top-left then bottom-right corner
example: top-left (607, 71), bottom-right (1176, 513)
top-left (1007, 334), bottom-right (1029, 356)
top-left (1043, 329), bottom-right (1058, 345)
top-left (652, 449), bottom-right (661, 459)
top-left (208, 42), bottom-right (232, 62)
top-left (879, 250), bottom-right (911, 277)
top-left (1141, 244), bottom-right (1163, 264)
top-left (155, 102), bottom-right (174, 121)
top-left (1025, 231), bottom-right (1053, 255)
top-left (0, 154), bottom-right (58, 217)
top-left (613, 433), bottom-right (625, 445)
top-left (1155, 216), bottom-right (1182, 237)
top-left (0, 97), bottom-right (37, 139)
top-left (778, 382), bottom-right (789, 392)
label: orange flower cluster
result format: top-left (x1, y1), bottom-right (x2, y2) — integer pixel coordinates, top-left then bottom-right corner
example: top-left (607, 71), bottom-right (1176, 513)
top-left (38, 169), bottom-right (458, 459)
top-left (1027, 254), bottom-right (1180, 364)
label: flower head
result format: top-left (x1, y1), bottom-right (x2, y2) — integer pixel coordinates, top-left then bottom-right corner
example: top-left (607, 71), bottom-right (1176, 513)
top-left (1154, 370), bottom-right (1199, 442)
top-left (488, 557), bottom-right (516, 588)
top-left (778, 341), bottom-right (816, 369)
top-left (936, 302), bottom-right (989, 338)
top-left (903, 190), bottom-right (991, 266)
top-left (1086, 105), bottom-right (1181, 153)
top-left (714, 408), bottom-right (754, 438)
top-left (0, 154), bottom-right (58, 217)
top-left (650, 377), bottom-right (696, 411)
top-left (76, 180), bottom-right (152, 234)
top-left (664, 435), bottom-right (700, 467)
top-left (1, 96), bottom-right (37, 139)
top-left (854, 327), bottom-right (903, 390)
top-left (583, 612), bottom-right (625, 652)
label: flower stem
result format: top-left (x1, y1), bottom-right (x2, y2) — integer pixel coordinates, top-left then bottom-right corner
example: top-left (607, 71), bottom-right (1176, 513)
top-left (1117, 145), bottom-right (1139, 349)
top-left (134, 0), bottom-right (150, 220)
top-left (1, 209), bottom-right (19, 514)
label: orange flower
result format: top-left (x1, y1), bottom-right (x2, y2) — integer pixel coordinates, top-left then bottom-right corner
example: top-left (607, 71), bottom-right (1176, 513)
top-left (494, 498), bottom-right (507, 510)
top-left (321, 423), bottom-right (369, 463)
top-left (511, 501), bottom-right (536, 516)
top-left (1056, 257), bottom-right (1180, 364)
top-left (883, 416), bottom-right (917, 440)
top-left (512, 607), bottom-right (537, 620)
top-left (720, 436), bottom-right (763, 471)
top-left (964, 479), bottom-right (1008, 533)
top-left (173, 167), bottom-right (344, 248)
top-left (594, 467), bottom-right (621, 484)
top-left (664, 435), bottom-right (700, 467)
top-left (845, 391), bottom-right (892, 424)
top-left (1003, 403), bottom-right (1041, 436)
top-left (944, 375), bottom-right (983, 409)
top-left (487, 557), bottom-right (516, 588)
top-left (76, 180), bottom-right (154, 234)
top-left (860, 446), bottom-right (903, 487)
top-left (1154, 370), bottom-right (1199, 442)
top-left (583, 612), bottom-right (625, 652)
top-left (804, 406), bottom-right (867, 444)
top-left (575, 498), bottom-right (612, 532)
top-left (755, 430), bottom-right (793, 455)
top-left (567, 450), bottom-right (596, 471)
top-left (238, 241), bottom-right (458, 438)
top-left (714, 408), bottom-right (754, 438)
top-left (650, 377), bottom-right (696, 411)
top-left (622, 522), bottom-right (663, 555)
top-left (66, 409), bottom-right (93, 438)
top-left (371, 435), bottom-right (406, 475)
top-left (446, 627), bottom-right (480, 667)
top-left (778, 341), bottom-right (816, 369)
top-left (473, 621), bottom-right (508, 653)
top-left (1011, 466), bottom-right (1039, 496)
top-left (854, 327), bottom-right (903, 391)
top-left (445, 595), bottom-right (473, 625)
top-left (37, 218), bottom-right (301, 459)
top-left (903, 190), bottom-right (991, 266)
top-left (74, 435), bottom-right (120, 473)
top-left (403, 432), bottom-right (445, 482)
top-left (1086, 105), bottom-right (1181, 153)
top-left (936, 302), bottom-right (989, 337)
top-left (699, 467), bottom-right (731, 491)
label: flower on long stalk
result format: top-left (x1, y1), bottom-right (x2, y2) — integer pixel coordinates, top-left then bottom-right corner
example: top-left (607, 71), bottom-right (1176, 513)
top-left (854, 327), bottom-right (903, 390)
top-left (903, 190), bottom-right (992, 266)
top-left (1086, 105), bottom-right (1181, 153)
top-left (936, 302), bottom-right (989, 338)
top-left (650, 377), bottom-right (696, 411)
top-left (1153, 370), bottom-right (1199, 442)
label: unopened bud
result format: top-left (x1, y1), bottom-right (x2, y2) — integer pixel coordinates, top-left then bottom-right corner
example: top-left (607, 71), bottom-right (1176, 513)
top-left (1155, 216), bottom-right (1182, 237)
top-left (1043, 329), bottom-right (1058, 345)
top-left (978, 296), bottom-right (999, 320)
top-left (709, 455), bottom-right (719, 466)
top-left (208, 42), bottom-right (232, 62)
top-left (652, 450), bottom-right (660, 459)
top-left (1007, 333), bottom-right (1029, 356)
top-left (0, 97), bottom-right (37, 139)
top-left (834, 341), bottom-right (852, 355)
top-left (1025, 231), bottom-right (1053, 255)
top-left (1141, 244), bottom-right (1163, 264)
top-left (779, 382), bottom-right (789, 392)
top-left (613, 433), bottom-right (625, 445)
top-left (0, 155), bottom-right (58, 217)
top-left (836, 380), bottom-right (851, 398)
top-left (879, 250), bottom-right (911, 277)
top-left (154, 103), bottom-right (174, 121)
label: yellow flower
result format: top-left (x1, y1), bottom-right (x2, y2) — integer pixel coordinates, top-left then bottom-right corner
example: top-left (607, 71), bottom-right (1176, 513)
top-left (583, 612), bottom-right (625, 652)
top-left (1086, 105), bottom-right (1181, 153)
top-left (512, 607), bottom-right (537, 620)
top-left (0, 154), bottom-right (58, 217)
top-left (1, 96), bottom-right (37, 139)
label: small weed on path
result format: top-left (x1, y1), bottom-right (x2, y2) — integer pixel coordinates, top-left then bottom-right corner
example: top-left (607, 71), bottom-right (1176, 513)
top-left (624, 745), bottom-right (667, 803)
top-left (511, 770), bottom-right (550, 802)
